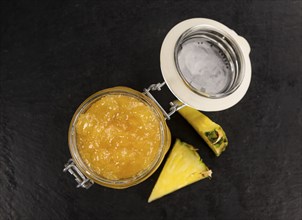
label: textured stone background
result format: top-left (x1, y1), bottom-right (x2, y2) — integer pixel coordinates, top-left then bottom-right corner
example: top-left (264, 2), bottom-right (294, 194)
top-left (0, 0), bottom-right (301, 219)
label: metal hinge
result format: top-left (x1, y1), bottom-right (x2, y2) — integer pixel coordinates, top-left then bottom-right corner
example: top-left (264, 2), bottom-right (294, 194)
top-left (143, 82), bottom-right (184, 120)
top-left (63, 159), bottom-right (94, 189)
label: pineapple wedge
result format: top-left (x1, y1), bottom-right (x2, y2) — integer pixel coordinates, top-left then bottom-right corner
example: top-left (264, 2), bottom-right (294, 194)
top-left (148, 139), bottom-right (212, 202)
top-left (177, 103), bottom-right (228, 156)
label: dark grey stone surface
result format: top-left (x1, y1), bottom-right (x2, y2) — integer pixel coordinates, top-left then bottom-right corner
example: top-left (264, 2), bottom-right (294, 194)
top-left (0, 0), bottom-right (301, 219)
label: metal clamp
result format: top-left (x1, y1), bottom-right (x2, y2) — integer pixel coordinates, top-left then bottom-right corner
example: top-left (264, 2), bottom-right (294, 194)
top-left (143, 82), bottom-right (184, 120)
top-left (63, 159), bottom-right (94, 189)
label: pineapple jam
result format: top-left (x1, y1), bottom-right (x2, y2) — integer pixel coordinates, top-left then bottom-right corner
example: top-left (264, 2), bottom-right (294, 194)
top-left (75, 94), bottom-right (161, 180)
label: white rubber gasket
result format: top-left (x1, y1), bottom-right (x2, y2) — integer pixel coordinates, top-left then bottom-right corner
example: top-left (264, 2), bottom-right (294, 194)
top-left (160, 18), bottom-right (252, 111)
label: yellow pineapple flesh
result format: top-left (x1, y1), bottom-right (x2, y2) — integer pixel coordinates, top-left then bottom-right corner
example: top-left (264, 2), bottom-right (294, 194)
top-left (176, 102), bottom-right (228, 156)
top-left (148, 139), bottom-right (212, 202)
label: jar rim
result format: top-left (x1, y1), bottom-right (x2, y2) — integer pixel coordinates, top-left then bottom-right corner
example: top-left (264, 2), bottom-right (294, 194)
top-left (68, 86), bottom-right (169, 188)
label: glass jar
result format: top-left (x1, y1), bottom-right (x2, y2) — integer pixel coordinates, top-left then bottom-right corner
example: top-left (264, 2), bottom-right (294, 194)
top-left (64, 18), bottom-right (252, 189)
top-left (65, 87), bottom-right (171, 189)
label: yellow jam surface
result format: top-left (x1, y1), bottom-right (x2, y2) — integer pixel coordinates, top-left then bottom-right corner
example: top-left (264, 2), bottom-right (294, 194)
top-left (76, 94), bottom-right (161, 180)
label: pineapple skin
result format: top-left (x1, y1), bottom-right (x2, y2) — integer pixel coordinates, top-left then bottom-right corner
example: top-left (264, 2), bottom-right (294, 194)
top-left (177, 104), bottom-right (228, 156)
top-left (148, 139), bottom-right (212, 202)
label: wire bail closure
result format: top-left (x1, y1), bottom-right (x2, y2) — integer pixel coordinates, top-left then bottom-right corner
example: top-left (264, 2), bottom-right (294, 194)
top-left (63, 159), bottom-right (94, 189)
top-left (143, 82), bottom-right (184, 120)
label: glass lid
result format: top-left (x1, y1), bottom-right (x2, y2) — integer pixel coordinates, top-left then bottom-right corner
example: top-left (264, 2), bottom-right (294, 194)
top-left (160, 18), bottom-right (252, 111)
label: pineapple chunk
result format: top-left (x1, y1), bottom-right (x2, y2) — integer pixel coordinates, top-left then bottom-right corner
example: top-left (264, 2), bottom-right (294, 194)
top-left (148, 139), bottom-right (212, 202)
top-left (177, 103), bottom-right (228, 156)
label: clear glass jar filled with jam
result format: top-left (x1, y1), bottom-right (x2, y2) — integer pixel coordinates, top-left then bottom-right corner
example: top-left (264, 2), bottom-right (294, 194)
top-left (65, 87), bottom-right (171, 189)
top-left (64, 18), bottom-right (251, 189)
